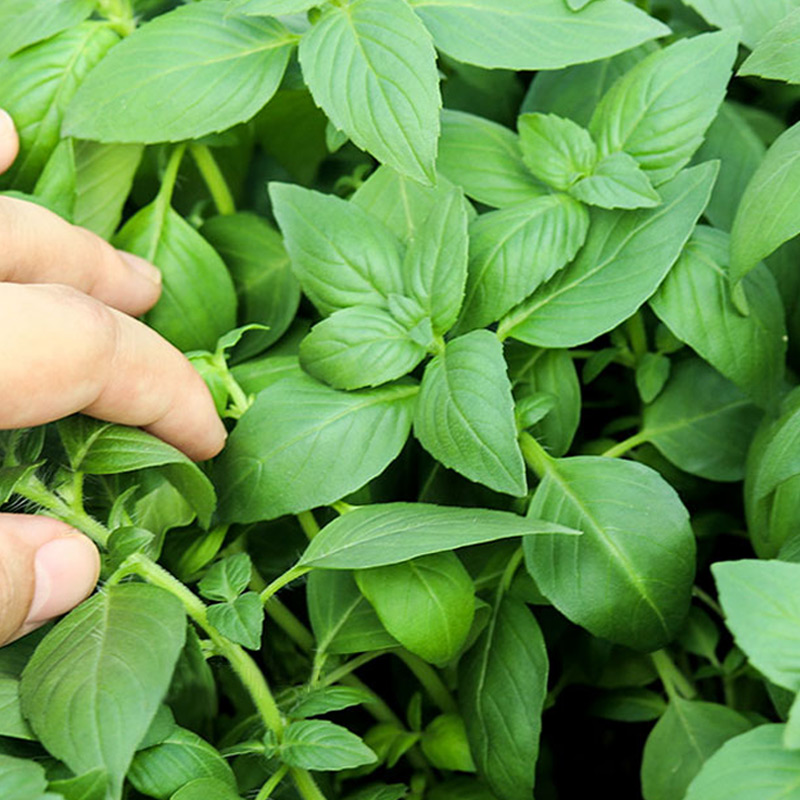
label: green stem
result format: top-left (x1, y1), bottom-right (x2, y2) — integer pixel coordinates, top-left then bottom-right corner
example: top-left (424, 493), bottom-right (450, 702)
top-left (321, 652), bottom-right (385, 688)
top-left (296, 510), bottom-right (320, 539)
top-left (71, 471), bottom-right (85, 515)
top-left (396, 650), bottom-right (458, 714)
top-left (256, 765), bottom-right (289, 800)
top-left (290, 768), bottom-right (327, 800)
top-left (265, 598), bottom-right (315, 652)
top-left (651, 649), bottom-right (696, 701)
top-left (260, 565), bottom-right (311, 605)
top-left (190, 144), bottom-right (236, 216)
top-left (519, 431), bottom-right (555, 480)
top-left (220, 368), bottom-right (253, 420)
top-left (626, 313), bottom-right (648, 362)
top-left (601, 431), bottom-right (649, 459)
top-left (158, 143), bottom-right (186, 208)
top-left (16, 474), bottom-right (110, 547)
top-left (693, 586), bottom-right (724, 618)
top-left (331, 501), bottom-right (356, 515)
top-left (500, 547), bottom-right (524, 593)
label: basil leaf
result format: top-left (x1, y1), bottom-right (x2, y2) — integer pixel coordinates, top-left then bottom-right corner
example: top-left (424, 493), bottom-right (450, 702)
top-left (198, 554), bottom-right (252, 603)
top-left (684, 0), bottom-right (800, 48)
top-left (740, 8), bottom-right (800, 84)
top-left (290, 687), bottom-right (375, 719)
top-left (280, 720), bottom-right (377, 771)
top-left (569, 151), bottom-right (661, 210)
top-left (207, 593), bottom-right (264, 650)
top-left (0, 0), bottom-right (93, 60)
top-left (0, 677), bottom-right (34, 740)
top-left (0, 755), bottom-right (47, 800)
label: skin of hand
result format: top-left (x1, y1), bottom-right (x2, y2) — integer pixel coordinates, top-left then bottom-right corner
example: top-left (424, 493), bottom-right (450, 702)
top-left (0, 109), bottom-right (227, 646)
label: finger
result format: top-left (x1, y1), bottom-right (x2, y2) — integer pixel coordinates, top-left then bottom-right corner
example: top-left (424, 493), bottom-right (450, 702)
top-left (0, 283), bottom-right (227, 461)
top-left (0, 109), bottom-right (19, 174)
top-left (0, 194), bottom-right (162, 317)
top-left (0, 515), bottom-right (99, 646)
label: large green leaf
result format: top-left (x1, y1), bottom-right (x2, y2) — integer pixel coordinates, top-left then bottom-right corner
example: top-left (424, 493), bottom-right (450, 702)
top-left (684, 0), bottom-right (800, 48)
top-left (640, 359), bottom-right (761, 482)
top-left (114, 200), bottom-right (237, 353)
top-left (500, 162), bottom-right (716, 348)
top-left (740, 7), bottom-right (800, 84)
top-left (413, 331), bottom-right (526, 495)
top-left (458, 194), bottom-right (589, 331)
top-left (0, 0), bottom-right (93, 60)
top-left (298, 0), bottom-right (440, 183)
top-left (300, 306), bottom-right (427, 390)
top-left (589, 30), bottom-right (738, 186)
top-left (407, 0), bottom-right (668, 71)
top-left (200, 212), bottom-right (300, 361)
top-left (64, 2), bottom-right (294, 143)
top-left (58, 416), bottom-right (216, 527)
top-left (269, 183), bottom-right (404, 315)
top-left (569, 151), bottom-right (661, 211)
top-left (0, 755), bottom-right (48, 800)
top-left (0, 23), bottom-right (118, 191)
top-left (713, 560), bottom-right (800, 692)
top-left (525, 455), bottom-right (696, 651)
top-left (20, 584), bottom-right (186, 798)
top-left (279, 720), bottom-right (377, 771)
top-left (356, 552), bottom-right (474, 665)
top-left (298, 502), bottom-right (574, 569)
top-left (685, 724), bottom-right (800, 800)
top-left (459, 596), bottom-right (548, 800)
top-left (650, 227), bottom-right (786, 408)
top-left (641, 698), bottom-right (752, 800)
top-left (437, 109), bottom-right (545, 208)
top-left (215, 375), bottom-right (417, 522)
top-left (0, 678), bottom-right (34, 740)
top-left (730, 121), bottom-right (800, 284)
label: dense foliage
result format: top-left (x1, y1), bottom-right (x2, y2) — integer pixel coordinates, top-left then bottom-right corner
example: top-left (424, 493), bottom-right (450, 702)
top-left (3, 0), bottom-right (800, 798)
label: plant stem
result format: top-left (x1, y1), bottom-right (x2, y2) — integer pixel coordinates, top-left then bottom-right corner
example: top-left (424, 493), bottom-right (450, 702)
top-left (321, 652), bottom-right (385, 687)
top-left (601, 431), bottom-right (649, 459)
top-left (290, 768), bottom-right (327, 800)
top-left (651, 649), bottom-right (696, 701)
top-left (260, 565), bottom-right (311, 605)
top-left (296, 510), bottom-right (320, 539)
top-left (189, 143), bottom-right (236, 216)
top-left (256, 765), bottom-right (289, 800)
top-left (693, 586), bottom-right (724, 617)
top-left (265, 598), bottom-right (315, 652)
top-left (626, 312), bottom-right (648, 361)
top-left (396, 650), bottom-right (458, 714)
top-left (501, 546), bottom-right (525, 593)
top-left (519, 431), bottom-right (554, 480)
top-left (158, 143), bottom-right (186, 208)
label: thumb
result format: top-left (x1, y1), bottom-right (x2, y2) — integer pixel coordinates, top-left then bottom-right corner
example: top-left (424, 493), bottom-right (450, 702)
top-left (0, 515), bottom-right (100, 646)
top-left (0, 109), bottom-right (18, 175)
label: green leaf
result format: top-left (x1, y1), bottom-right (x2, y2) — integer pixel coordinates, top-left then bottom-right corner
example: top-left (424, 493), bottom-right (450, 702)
top-left (635, 352), bottom-right (670, 404)
top-left (0, 755), bottom-right (47, 800)
top-left (231, 354), bottom-right (303, 396)
top-left (299, 0), bottom-right (440, 184)
top-left (515, 393), bottom-right (556, 430)
top-left (269, 182), bottom-right (404, 315)
top-left (200, 212), bottom-right (300, 360)
top-left (641, 698), bottom-right (753, 800)
top-left (713, 560), bottom-right (800, 692)
top-left (427, 778), bottom-right (496, 800)
top-left (678, 607), bottom-right (721, 664)
top-left (356, 552), bottom-right (475, 665)
top-left (569, 151), bottom-right (661, 210)
top-left (517, 112), bottom-right (598, 191)
top-left (290, 686), bottom-right (375, 719)
top-left (58, 416), bottom-right (216, 528)
top-left (420, 714), bottom-right (476, 772)
top-left (684, 724), bottom-right (800, 800)
top-left (215, 375), bottom-right (416, 522)
top-left (684, 0), bottom-right (800, 48)
top-left (307, 570), bottom-right (399, 656)
top-left (589, 30), bottom-right (738, 185)
top-left (207, 593), bottom-right (264, 650)
top-left (231, 0), bottom-right (317, 13)
top-left (344, 784), bottom-right (407, 800)
top-left (437, 109), bottom-right (545, 208)
top-left (198, 554), bottom-right (252, 603)
top-left (299, 502), bottom-right (575, 569)
top-left (300, 306), bottom-right (427, 390)
top-left (524, 455), bottom-right (696, 650)
top-left (170, 777), bottom-right (242, 800)
top-left (48, 768), bottom-right (109, 800)
top-left (640, 359), bottom-right (761, 482)
top-left (20, 584), bottom-right (186, 797)
top-left (500, 162), bottom-right (717, 348)
top-left (413, 330), bottom-right (526, 495)
top-left (0, 464), bottom-right (40, 506)
top-left (590, 688), bottom-right (667, 722)
top-left (458, 194), bottom-right (590, 331)
top-left (33, 137), bottom-right (76, 220)
top-left (280, 720), bottom-right (377, 771)
top-left (0, 23), bottom-right (118, 191)
top-left (114, 201), bottom-right (237, 353)
top-left (460, 596), bottom-right (548, 800)
top-left (403, 186), bottom-right (470, 334)
top-left (650, 227), bottom-right (786, 408)
top-left (730, 121), bottom-right (800, 284)
top-left (0, 678), bottom-right (34, 740)
top-left (64, 2), bottom-right (294, 143)
top-left (73, 141), bottom-right (144, 239)
top-left (740, 8), bottom-right (800, 84)
top-left (0, 0), bottom-right (93, 60)
top-left (129, 728), bottom-right (237, 800)
top-left (407, 0), bottom-right (668, 71)
top-left (692, 102), bottom-right (765, 231)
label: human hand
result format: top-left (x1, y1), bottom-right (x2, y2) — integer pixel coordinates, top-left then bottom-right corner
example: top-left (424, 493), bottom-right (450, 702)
top-left (0, 109), bottom-right (227, 645)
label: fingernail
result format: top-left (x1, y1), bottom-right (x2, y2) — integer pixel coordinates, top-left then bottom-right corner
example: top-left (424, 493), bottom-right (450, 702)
top-left (0, 109), bottom-right (14, 134)
top-left (118, 250), bottom-right (162, 286)
top-left (25, 535), bottom-right (100, 624)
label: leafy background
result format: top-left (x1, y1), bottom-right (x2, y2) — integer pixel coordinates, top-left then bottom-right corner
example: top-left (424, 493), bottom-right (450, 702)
top-left (2, 0), bottom-right (800, 799)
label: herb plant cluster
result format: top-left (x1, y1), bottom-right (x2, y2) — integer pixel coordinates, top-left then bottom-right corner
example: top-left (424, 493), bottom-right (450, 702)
top-left (2, 0), bottom-right (800, 798)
